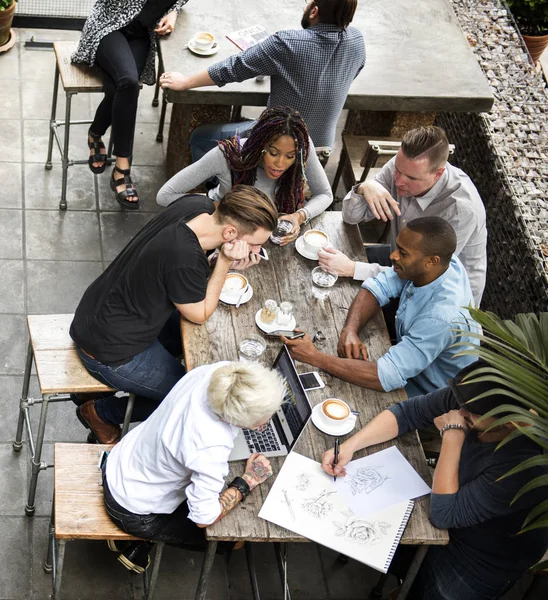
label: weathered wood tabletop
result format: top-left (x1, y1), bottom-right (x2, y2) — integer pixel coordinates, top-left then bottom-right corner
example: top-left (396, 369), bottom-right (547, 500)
top-left (182, 212), bottom-right (448, 547)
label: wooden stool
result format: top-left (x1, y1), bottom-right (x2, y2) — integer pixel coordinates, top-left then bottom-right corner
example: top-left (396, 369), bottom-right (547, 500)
top-left (13, 314), bottom-right (135, 516)
top-left (44, 443), bottom-right (164, 600)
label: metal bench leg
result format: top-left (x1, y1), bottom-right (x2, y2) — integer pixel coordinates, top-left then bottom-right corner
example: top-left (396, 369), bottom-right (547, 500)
top-left (52, 539), bottom-right (67, 600)
top-left (44, 499), bottom-right (55, 574)
top-left (331, 147), bottom-right (347, 195)
top-left (194, 540), bottom-right (218, 600)
top-left (398, 545), bottom-right (428, 600)
top-left (273, 542), bottom-right (292, 600)
top-left (46, 64), bottom-right (60, 170)
top-left (14, 340), bottom-right (34, 452)
top-left (59, 91), bottom-right (74, 211)
top-left (121, 393), bottom-right (135, 438)
top-left (144, 541), bottom-right (164, 600)
top-left (156, 92), bottom-right (168, 143)
top-left (245, 543), bottom-right (261, 600)
top-left (26, 393), bottom-right (51, 516)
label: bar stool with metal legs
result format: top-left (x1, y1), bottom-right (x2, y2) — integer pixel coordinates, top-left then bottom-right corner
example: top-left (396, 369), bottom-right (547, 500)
top-left (12, 314), bottom-right (135, 516)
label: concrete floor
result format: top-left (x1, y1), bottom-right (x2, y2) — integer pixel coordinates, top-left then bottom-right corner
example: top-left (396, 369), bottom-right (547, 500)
top-left (0, 26), bottom-right (543, 600)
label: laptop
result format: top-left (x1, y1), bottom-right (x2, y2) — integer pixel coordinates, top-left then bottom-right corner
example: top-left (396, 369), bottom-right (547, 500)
top-left (229, 345), bottom-right (313, 461)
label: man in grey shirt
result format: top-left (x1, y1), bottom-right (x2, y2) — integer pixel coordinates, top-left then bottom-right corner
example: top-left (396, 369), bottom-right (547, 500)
top-left (160, 0), bottom-right (365, 159)
top-left (319, 126), bottom-right (487, 305)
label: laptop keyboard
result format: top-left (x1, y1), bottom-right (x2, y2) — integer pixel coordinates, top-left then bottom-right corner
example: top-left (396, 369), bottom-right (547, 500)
top-left (243, 423), bottom-right (282, 454)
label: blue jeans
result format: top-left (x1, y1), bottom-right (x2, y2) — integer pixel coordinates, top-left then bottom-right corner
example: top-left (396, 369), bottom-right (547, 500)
top-left (189, 120), bottom-right (256, 162)
top-left (103, 472), bottom-right (205, 548)
top-left (408, 546), bottom-right (515, 600)
top-left (76, 312), bottom-right (185, 425)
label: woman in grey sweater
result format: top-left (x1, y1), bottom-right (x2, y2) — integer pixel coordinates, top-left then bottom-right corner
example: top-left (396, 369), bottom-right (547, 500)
top-left (157, 107), bottom-right (333, 244)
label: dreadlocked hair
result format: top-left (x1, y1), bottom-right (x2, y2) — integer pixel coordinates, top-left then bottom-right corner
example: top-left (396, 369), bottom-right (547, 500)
top-left (218, 107), bottom-right (310, 215)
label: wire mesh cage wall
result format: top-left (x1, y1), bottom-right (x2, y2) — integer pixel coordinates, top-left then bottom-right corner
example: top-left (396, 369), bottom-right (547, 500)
top-left (17, 0), bottom-right (93, 18)
top-left (439, 0), bottom-right (548, 318)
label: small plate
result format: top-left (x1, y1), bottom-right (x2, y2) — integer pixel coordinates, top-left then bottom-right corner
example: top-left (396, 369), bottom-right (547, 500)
top-left (220, 285), bottom-right (253, 306)
top-left (311, 403), bottom-right (356, 436)
top-left (187, 39), bottom-right (219, 56)
top-left (254, 309), bottom-right (297, 333)
top-left (295, 235), bottom-right (320, 261)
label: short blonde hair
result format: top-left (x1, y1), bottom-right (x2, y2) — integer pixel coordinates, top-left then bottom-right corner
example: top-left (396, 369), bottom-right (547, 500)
top-left (207, 362), bottom-right (286, 429)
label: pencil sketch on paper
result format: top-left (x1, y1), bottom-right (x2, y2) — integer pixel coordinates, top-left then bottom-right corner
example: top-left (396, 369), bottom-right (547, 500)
top-left (346, 467), bottom-right (389, 496)
top-left (333, 516), bottom-right (391, 546)
top-left (301, 490), bottom-right (336, 519)
top-left (282, 489), bottom-right (296, 521)
top-left (296, 472), bottom-right (311, 491)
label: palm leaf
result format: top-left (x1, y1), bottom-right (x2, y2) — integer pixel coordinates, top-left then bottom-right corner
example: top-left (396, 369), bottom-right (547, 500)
top-left (497, 455), bottom-right (548, 480)
top-left (522, 499), bottom-right (548, 527)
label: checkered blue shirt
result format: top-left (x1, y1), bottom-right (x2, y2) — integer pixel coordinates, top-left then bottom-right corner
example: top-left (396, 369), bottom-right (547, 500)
top-left (208, 24), bottom-right (365, 148)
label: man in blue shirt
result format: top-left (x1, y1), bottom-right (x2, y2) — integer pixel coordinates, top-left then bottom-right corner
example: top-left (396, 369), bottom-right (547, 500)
top-left (160, 0), bottom-right (365, 159)
top-left (284, 217), bottom-right (478, 397)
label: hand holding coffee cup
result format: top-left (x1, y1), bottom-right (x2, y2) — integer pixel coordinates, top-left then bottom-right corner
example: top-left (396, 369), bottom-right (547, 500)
top-left (193, 31), bottom-right (216, 51)
top-left (303, 229), bottom-right (329, 257)
top-left (222, 272), bottom-right (248, 301)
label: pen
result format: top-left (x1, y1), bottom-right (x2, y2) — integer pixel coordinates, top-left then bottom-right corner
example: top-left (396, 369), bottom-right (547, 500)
top-left (333, 438), bottom-right (340, 482)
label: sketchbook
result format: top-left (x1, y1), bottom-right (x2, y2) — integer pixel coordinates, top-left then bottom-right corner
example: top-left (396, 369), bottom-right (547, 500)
top-left (259, 452), bottom-right (414, 573)
top-left (226, 24), bottom-right (269, 51)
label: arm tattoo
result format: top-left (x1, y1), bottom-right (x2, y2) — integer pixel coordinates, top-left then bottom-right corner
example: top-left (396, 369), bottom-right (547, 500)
top-left (248, 459), bottom-right (272, 480)
top-left (217, 486), bottom-right (241, 520)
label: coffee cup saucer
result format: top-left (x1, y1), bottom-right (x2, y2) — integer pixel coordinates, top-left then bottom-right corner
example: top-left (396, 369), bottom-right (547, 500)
top-left (295, 235), bottom-right (320, 261)
top-left (254, 309), bottom-right (297, 333)
top-left (311, 403), bottom-right (356, 436)
top-left (187, 39), bottom-right (219, 57)
top-left (220, 285), bottom-right (253, 306)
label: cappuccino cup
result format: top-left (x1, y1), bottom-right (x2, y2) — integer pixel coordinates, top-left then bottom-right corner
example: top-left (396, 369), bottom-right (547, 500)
top-left (193, 31), bottom-right (215, 51)
top-left (222, 272), bottom-right (248, 301)
top-left (303, 229), bottom-right (329, 256)
top-left (321, 398), bottom-right (351, 423)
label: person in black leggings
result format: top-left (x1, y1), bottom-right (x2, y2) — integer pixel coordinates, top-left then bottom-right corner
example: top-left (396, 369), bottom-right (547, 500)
top-left (78, 1), bottom-right (185, 209)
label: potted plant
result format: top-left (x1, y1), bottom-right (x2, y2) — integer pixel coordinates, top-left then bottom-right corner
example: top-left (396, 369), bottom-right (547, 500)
top-left (0, 0), bottom-right (16, 48)
top-left (455, 308), bottom-right (548, 568)
top-left (507, 0), bottom-right (548, 64)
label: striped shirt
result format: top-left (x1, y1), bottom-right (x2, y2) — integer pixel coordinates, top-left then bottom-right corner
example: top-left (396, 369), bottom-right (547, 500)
top-left (208, 24), bottom-right (365, 148)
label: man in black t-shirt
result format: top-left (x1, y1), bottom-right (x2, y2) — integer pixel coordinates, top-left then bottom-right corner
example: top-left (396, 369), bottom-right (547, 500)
top-left (70, 185), bottom-right (278, 444)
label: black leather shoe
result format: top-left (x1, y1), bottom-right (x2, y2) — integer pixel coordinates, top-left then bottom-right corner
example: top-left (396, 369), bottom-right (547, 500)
top-left (117, 541), bottom-right (153, 574)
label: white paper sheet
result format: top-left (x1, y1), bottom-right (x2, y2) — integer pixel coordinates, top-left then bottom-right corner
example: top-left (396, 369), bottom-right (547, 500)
top-left (259, 452), bottom-right (414, 572)
top-left (335, 446), bottom-right (430, 519)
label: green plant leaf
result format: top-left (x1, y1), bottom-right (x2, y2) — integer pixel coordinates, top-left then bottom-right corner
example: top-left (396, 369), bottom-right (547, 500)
top-left (522, 499), bottom-right (548, 527)
top-left (511, 474), bottom-right (548, 505)
top-left (497, 455), bottom-right (548, 480)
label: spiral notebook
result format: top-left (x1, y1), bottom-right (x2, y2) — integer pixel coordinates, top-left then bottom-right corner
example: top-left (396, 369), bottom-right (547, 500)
top-left (259, 452), bottom-right (414, 573)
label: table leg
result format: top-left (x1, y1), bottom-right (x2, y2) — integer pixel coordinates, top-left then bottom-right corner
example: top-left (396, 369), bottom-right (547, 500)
top-left (245, 543), bottom-right (262, 600)
top-left (398, 545), bottom-right (428, 600)
top-left (194, 540), bottom-right (218, 600)
top-left (14, 340), bottom-right (33, 452)
top-left (273, 542), bottom-right (292, 600)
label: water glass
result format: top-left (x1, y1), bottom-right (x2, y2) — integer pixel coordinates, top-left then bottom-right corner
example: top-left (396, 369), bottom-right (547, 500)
top-left (276, 301), bottom-right (293, 327)
top-left (311, 266), bottom-right (338, 300)
top-left (270, 219), bottom-right (293, 244)
top-left (238, 336), bottom-right (266, 362)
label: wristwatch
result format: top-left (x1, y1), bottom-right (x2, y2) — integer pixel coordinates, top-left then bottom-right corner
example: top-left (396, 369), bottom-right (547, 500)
top-left (229, 476), bottom-right (251, 501)
top-left (439, 423), bottom-right (467, 437)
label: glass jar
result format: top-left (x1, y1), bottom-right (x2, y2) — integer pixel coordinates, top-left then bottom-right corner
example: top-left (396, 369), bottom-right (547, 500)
top-left (276, 301), bottom-right (293, 327)
top-left (260, 299), bottom-right (277, 324)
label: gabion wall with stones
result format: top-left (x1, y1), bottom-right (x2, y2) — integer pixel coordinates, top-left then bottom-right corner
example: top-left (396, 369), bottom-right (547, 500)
top-left (437, 0), bottom-right (548, 317)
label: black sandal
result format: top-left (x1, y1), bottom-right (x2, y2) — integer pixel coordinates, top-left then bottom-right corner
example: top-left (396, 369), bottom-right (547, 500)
top-left (110, 166), bottom-right (140, 210)
top-left (87, 129), bottom-right (108, 174)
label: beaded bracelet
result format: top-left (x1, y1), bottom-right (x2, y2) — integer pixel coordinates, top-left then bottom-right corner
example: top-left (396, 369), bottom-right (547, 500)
top-left (439, 423), bottom-right (467, 437)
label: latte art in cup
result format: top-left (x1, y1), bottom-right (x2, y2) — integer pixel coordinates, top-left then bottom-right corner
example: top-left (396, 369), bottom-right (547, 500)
top-left (222, 273), bottom-right (248, 300)
top-left (193, 31), bottom-right (215, 50)
top-left (321, 398), bottom-right (351, 421)
top-left (303, 229), bottom-right (329, 256)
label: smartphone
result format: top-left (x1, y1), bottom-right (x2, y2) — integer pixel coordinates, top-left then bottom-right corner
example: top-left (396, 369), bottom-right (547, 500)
top-left (252, 247), bottom-right (269, 261)
top-left (265, 330), bottom-right (306, 339)
top-left (299, 371), bottom-right (325, 391)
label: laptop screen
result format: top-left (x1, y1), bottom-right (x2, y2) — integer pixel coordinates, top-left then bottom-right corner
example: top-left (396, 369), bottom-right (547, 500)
top-left (273, 345), bottom-right (312, 448)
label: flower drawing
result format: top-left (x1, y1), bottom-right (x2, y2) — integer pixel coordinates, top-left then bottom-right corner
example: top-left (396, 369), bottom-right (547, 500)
top-left (301, 490), bottom-right (336, 518)
top-left (296, 473), bottom-right (311, 491)
top-left (333, 516), bottom-right (391, 545)
top-left (347, 467), bottom-right (388, 495)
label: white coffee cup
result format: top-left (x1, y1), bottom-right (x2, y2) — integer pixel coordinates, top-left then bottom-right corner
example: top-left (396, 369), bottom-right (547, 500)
top-left (303, 229), bottom-right (329, 256)
top-left (222, 272), bottom-right (248, 301)
top-left (193, 31), bottom-right (215, 51)
top-left (320, 398), bottom-right (351, 424)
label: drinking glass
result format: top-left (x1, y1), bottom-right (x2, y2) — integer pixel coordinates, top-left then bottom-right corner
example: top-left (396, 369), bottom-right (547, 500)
top-left (311, 266), bottom-right (338, 300)
top-left (270, 219), bottom-right (293, 245)
top-left (238, 336), bottom-right (266, 362)
top-left (276, 301), bottom-right (293, 327)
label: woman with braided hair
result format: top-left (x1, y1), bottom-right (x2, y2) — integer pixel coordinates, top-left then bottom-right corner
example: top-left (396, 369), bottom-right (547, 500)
top-left (157, 107), bottom-right (333, 245)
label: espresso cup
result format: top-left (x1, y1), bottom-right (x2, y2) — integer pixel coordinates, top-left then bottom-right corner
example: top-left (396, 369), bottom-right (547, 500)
top-left (193, 31), bottom-right (215, 50)
top-left (320, 398), bottom-right (351, 424)
top-left (222, 272), bottom-right (248, 301)
top-left (303, 229), bottom-right (329, 256)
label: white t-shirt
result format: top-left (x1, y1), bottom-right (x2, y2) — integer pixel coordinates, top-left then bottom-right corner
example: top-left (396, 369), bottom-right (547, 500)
top-left (106, 362), bottom-right (239, 525)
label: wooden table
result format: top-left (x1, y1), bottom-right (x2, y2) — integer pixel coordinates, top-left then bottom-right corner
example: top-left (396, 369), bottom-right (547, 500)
top-left (182, 213), bottom-right (448, 599)
top-left (160, 0), bottom-right (493, 175)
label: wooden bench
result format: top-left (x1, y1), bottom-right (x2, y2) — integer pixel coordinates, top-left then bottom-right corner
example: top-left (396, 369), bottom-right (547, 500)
top-left (44, 443), bottom-right (164, 600)
top-left (13, 314), bottom-right (135, 516)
